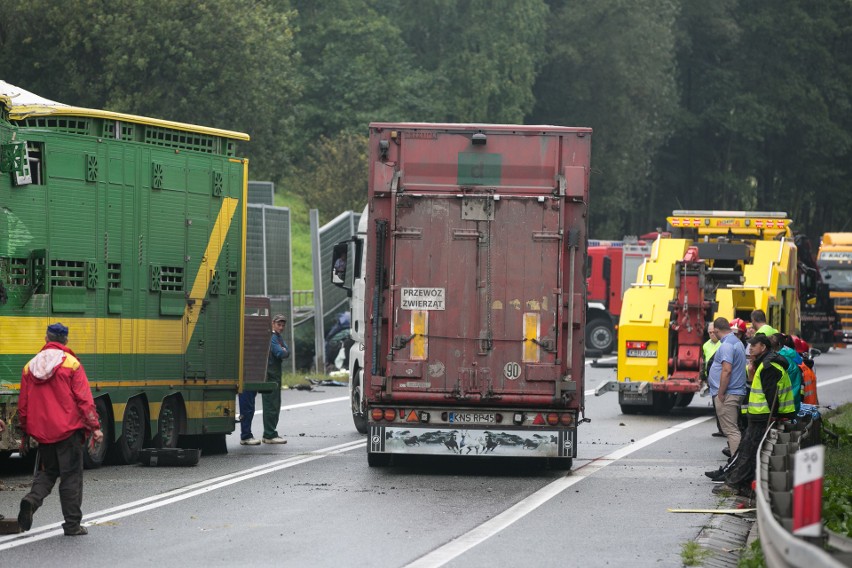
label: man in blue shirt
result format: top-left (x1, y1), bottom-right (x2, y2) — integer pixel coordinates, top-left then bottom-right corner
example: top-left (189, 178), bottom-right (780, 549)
top-left (707, 317), bottom-right (748, 456)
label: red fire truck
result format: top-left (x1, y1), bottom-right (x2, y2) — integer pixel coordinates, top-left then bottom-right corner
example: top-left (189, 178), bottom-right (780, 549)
top-left (586, 239), bottom-right (651, 354)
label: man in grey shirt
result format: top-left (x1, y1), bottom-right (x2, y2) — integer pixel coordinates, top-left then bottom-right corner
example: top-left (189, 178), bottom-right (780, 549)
top-left (707, 317), bottom-right (748, 456)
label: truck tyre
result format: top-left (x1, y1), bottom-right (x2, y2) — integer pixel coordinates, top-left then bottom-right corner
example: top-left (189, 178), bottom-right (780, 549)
top-left (652, 392), bottom-right (676, 413)
top-left (114, 396), bottom-right (147, 465)
top-left (83, 397), bottom-right (111, 469)
top-left (351, 369), bottom-right (368, 434)
top-left (586, 318), bottom-right (615, 355)
top-left (674, 393), bottom-right (694, 407)
top-left (620, 404), bottom-right (640, 415)
top-left (157, 395), bottom-right (186, 449)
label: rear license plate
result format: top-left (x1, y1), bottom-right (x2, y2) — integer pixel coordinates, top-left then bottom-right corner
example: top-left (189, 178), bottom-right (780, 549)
top-left (626, 349), bottom-right (657, 358)
top-left (448, 412), bottom-right (495, 424)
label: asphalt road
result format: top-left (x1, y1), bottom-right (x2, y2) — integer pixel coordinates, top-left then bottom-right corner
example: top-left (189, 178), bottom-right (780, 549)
top-left (1, 350), bottom-right (850, 567)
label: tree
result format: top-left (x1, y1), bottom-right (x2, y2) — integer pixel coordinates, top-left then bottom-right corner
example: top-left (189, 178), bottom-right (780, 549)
top-left (658, 0), bottom-right (852, 239)
top-left (0, 0), bottom-right (302, 180)
top-left (532, 0), bottom-right (680, 237)
top-left (292, 0), bottom-right (427, 142)
top-left (289, 132), bottom-right (369, 222)
top-left (389, 0), bottom-right (549, 123)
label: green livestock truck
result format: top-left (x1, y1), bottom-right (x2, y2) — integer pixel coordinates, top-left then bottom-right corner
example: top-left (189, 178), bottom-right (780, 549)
top-left (0, 81), bottom-right (262, 467)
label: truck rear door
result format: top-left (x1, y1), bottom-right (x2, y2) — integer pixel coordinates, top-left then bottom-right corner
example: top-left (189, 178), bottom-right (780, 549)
top-left (379, 127), bottom-right (576, 403)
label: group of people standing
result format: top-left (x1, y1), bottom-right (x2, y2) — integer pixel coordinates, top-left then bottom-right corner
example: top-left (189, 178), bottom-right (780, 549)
top-left (701, 309), bottom-right (819, 497)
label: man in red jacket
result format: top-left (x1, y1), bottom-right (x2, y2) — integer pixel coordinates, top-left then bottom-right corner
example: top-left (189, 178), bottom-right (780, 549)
top-left (17, 323), bottom-right (103, 536)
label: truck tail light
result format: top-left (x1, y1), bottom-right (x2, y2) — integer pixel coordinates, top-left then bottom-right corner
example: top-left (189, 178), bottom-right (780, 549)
top-left (560, 413), bottom-right (573, 426)
top-left (383, 408), bottom-right (396, 422)
top-left (546, 413), bottom-right (559, 426)
top-left (371, 408), bottom-right (384, 421)
top-left (626, 341), bottom-right (649, 350)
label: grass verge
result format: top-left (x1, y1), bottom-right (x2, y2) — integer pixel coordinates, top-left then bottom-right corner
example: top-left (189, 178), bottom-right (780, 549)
top-left (822, 403), bottom-right (852, 538)
top-left (681, 541), bottom-right (712, 566)
top-left (737, 539), bottom-right (765, 567)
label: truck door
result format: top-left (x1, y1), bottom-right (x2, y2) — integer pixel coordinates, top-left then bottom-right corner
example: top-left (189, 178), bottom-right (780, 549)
top-left (389, 193), bottom-right (562, 399)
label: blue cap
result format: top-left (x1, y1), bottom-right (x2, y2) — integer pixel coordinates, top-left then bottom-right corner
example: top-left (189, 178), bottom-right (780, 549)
top-left (47, 322), bottom-right (69, 336)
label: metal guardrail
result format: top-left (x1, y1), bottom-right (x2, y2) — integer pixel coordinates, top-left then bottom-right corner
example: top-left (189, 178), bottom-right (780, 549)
top-left (756, 418), bottom-right (850, 567)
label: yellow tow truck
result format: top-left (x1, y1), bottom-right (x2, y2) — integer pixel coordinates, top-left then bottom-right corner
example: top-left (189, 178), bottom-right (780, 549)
top-left (596, 210), bottom-right (799, 414)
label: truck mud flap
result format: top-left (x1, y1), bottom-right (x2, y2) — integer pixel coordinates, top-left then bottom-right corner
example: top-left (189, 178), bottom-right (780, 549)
top-left (138, 448), bottom-right (201, 467)
top-left (369, 426), bottom-right (575, 458)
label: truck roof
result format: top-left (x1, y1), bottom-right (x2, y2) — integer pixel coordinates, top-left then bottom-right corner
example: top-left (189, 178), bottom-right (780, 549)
top-left (0, 80), bottom-right (250, 141)
top-left (370, 122), bottom-right (592, 135)
top-left (667, 210), bottom-right (792, 239)
top-left (821, 233), bottom-right (852, 246)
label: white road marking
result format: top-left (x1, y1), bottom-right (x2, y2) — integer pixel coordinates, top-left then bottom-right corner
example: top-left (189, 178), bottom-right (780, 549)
top-left (819, 374), bottom-right (852, 388)
top-left (0, 439), bottom-right (366, 551)
top-left (403, 415), bottom-right (713, 568)
top-left (281, 396), bottom-right (348, 411)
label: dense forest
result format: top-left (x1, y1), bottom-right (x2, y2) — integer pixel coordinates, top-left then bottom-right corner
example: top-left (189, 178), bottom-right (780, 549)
top-left (1, 0), bottom-right (850, 240)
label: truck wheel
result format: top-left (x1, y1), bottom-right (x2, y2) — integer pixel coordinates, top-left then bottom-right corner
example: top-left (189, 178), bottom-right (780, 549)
top-left (83, 397), bottom-right (111, 469)
top-left (674, 393), bottom-right (694, 407)
top-left (114, 397), bottom-right (147, 464)
top-left (157, 396), bottom-right (186, 449)
top-left (652, 392), bottom-right (676, 413)
top-left (351, 370), bottom-right (368, 435)
top-left (586, 318), bottom-right (615, 355)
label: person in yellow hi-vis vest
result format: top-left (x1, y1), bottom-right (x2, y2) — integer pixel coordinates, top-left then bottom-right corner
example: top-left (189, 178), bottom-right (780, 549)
top-left (713, 334), bottom-right (795, 497)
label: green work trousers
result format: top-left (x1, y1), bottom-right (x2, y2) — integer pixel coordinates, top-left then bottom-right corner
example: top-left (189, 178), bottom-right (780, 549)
top-left (262, 369), bottom-right (282, 439)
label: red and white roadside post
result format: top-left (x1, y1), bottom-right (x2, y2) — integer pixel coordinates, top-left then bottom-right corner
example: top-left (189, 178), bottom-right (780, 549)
top-left (793, 445), bottom-right (825, 537)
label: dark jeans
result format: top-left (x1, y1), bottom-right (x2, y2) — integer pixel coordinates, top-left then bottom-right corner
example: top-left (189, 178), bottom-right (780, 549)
top-left (238, 390), bottom-right (257, 440)
top-left (23, 431), bottom-right (85, 532)
top-left (725, 419), bottom-right (770, 490)
top-left (261, 370), bottom-right (282, 439)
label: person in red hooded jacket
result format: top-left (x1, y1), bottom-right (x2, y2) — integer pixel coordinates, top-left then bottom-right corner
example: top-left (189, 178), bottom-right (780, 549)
top-left (17, 323), bottom-right (103, 536)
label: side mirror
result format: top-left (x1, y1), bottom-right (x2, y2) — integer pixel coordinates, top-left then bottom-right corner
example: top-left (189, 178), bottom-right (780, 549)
top-left (602, 256), bottom-right (612, 282)
top-left (331, 243), bottom-right (349, 287)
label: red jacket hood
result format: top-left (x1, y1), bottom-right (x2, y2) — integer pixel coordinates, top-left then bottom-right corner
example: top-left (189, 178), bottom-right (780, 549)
top-left (27, 342), bottom-right (79, 382)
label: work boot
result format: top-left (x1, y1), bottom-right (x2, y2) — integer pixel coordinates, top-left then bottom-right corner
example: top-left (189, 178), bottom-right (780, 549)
top-left (711, 431), bottom-right (726, 438)
top-left (704, 467), bottom-right (724, 480)
top-left (64, 525), bottom-right (88, 536)
top-left (262, 437), bottom-right (287, 444)
top-left (710, 470), bottom-right (727, 483)
top-left (17, 499), bottom-right (34, 532)
top-left (722, 447), bottom-right (731, 458)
